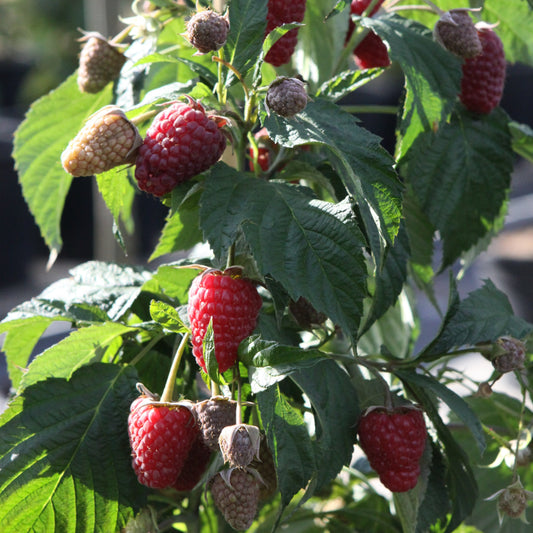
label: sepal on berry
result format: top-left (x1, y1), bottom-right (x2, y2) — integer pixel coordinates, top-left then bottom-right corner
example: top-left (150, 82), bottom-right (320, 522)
top-left (219, 424), bottom-right (262, 468)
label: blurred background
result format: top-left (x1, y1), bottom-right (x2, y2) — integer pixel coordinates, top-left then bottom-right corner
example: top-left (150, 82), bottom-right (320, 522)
top-left (0, 0), bottom-right (532, 402)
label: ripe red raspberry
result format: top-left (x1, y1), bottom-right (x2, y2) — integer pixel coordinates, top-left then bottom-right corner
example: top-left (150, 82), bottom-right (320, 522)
top-left (266, 76), bottom-right (308, 117)
top-left (219, 424), bottom-right (261, 468)
top-left (173, 439), bottom-right (212, 491)
top-left (77, 32), bottom-right (126, 94)
top-left (193, 396), bottom-right (238, 450)
top-left (354, 31), bottom-right (391, 69)
top-left (357, 406), bottom-right (427, 492)
top-left (210, 469), bottom-right (260, 530)
top-left (61, 106), bottom-right (142, 177)
top-left (345, 0), bottom-right (390, 69)
top-left (134, 98), bottom-right (226, 197)
top-left (433, 9), bottom-right (482, 58)
top-left (128, 397), bottom-right (198, 489)
top-left (459, 26), bottom-right (506, 114)
top-left (265, 0), bottom-right (307, 66)
top-left (187, 267), bottom-right (262, 373)
top-left (186, 10), bottom-right (229, 54)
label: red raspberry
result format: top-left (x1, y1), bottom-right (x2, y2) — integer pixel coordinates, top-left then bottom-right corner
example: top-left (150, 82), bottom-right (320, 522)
top-left (345, 0), bottom-right (390, 69)
top-left (187, 267), bottom-right (262, 373)
top-left (265, 0), bottom-right (307, 66)
top-left (354, 31), bottom-right (391, 69)
top-left (173, 438), bottom-right (212, 491)
top-left (128, 397), bottom-right (198, 489)
top-left (134, 98), bottom-right (226, 197)
top-left (459, 26), bottom-right (506, 114)
top-left (249, 127), bottom-right (278, 172)
top-left (210, 469), bottom-right (260, 530)
top-left (357, 406), bottom-right (427, 492)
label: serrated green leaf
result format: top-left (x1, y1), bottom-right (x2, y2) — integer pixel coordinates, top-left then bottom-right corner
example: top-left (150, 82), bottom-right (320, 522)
top-left (423, 279), bottom-right (533, 358)
top-left (135, 77), bottom-right (202, 107)
top-left (316, 68), bottom-right (385, 101)
top-left (257, 384), bottom-right (316, 507)
top-left (239, 336), bottom-right (326, 393)
top-left (31, 261), bottom-right (152, 321)
top-left (407, 380), bottom-right (478, 533)
top-left (149, 300), bottom-right (187, 333)
top-left (291, 360), bottom-right (360, 491)
top-left (200, 164), bottom-right (368, 338)
top-left (95, 167), bottom-right (136, 246)
top-left (0, 317), bottom-right (57, 390)
top-left (203, 320), bottom-right (219, 384)
top-left (149, 184), bottom-right (203, 261)
top-left (293, 0), bottom-right (350, 89)
top-left (143, 265), bottom-right (199, 304)
top-left (401, 107), bottom-right (513, 268)
top-left (264, 99), bottom-right (402, 262)
top-left (224, 0), bottom-right (268, 85)
top-left (396, 370), bottom-right (485, 454)
top-left (365, 14), bottom-right (461, 160)
top-left (12, 73), bottom-right (113, 256)
top-left (0, 363), bottom-right (145, 533)
top-left (20, 322), bottom-right (137, 390)
top-left (509, 120), bottom-right (533, 163)
top-left (482, 0), bottom-right (533, 66)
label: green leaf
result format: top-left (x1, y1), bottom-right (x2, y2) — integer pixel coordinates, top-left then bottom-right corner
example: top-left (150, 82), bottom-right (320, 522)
top-left (29, 261), bottom-right (152, 321)
top-left (256, 384), bottom-right (316, 507)
top-left (293, 0), bottom-right (350, 89)
top-left (200, 165), bottom-right (368, 338)
top-left (423, 279), bottom-right (533, 358)
top-left (0, 317), bottom-right (57, 390)
top-left (149, 300), bottom-right (187, 333)
top-left (482, 0), bottom-right (533, 66)
top-left (95, 167), bottom-right (136, 247)
top-left (407, 380), bottom-right (478, 533)
top-left (224, 0), bottom-right (268, 85)
top-left (149, 184), bottom-right (203, 261)
top-left (291, 360), bottom-right (360, 491)
top-left (316, 68), bottom-right (385, 101)
top-left (0, 363), bottom-right (145, 533)
top-left (365, 14), bottom-right (461, 160)
top-left (509, 120), bottom-right (533, 163)
top-left (264, 99), bottom-right (402, 262)
top-left (401, 107), bottom-right (513, 268)
top-left (12, 73), bottom-right (113, 256)
top-left (143, 265), bottom-right (199, 304)
top-left (203, 320), bottom-right (219, 384)
top-left (239, 336), bottom-right (326, 393)
top-left (396, 370), bottom-right (485, 454)
top-left (20, 322), bottom-right (137, 390)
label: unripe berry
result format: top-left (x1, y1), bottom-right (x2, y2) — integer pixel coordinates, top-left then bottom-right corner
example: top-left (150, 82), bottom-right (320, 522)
top-left (266, 77), bottom-right (308, 118)
top-left (434, 9), bottom-right (482, 58)
top-left (186, 10), bottom-right (229, 54)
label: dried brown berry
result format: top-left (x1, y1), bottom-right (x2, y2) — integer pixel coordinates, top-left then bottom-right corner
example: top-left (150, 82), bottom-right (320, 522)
top-left (434, 9), bottom-right (482, 58)
top-left (492, 336), bottom-right (526, 373)
top-left (250, 436), bottom-right (277, 501)
top-left (77, 32), bottom-right (126, 93)
top-left (210, 469), bottom-right (260, 531)
top-left (61, 106), bottom-right (142, 177)
top-left (193, 396), bottom-right (238, 450)
top-left (186, 10), bottom-right (229, 54)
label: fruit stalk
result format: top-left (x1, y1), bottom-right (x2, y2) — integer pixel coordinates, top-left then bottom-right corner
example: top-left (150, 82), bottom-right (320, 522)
top-left (160, 332), bottom-right (191, 403)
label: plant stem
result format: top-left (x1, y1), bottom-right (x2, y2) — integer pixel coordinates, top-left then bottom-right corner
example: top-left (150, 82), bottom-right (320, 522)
top-left (211, 379), bottom-right (221, 397)
top-left (512, 374), bottom-right (528, 481)
top-left (341, 105), bottom-right (399, 114)
top-left (235, 366), bottom-right (243, 425)
top-left (130, 332), bottom-right (165, 366)
top-left (160, 332), bottom-right (191, 403)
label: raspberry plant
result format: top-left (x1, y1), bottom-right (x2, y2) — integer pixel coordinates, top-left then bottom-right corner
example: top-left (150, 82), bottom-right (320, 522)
top-left (2, 0), bottom-right (533, 531)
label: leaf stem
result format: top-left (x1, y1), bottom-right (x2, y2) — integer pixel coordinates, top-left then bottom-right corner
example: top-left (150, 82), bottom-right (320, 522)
top-left (160, 332), bottom-right (191, 403)
top-left (341, 104), bottom-right (398, 114)
top-left (512, 373), bottom-right (529, 481)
